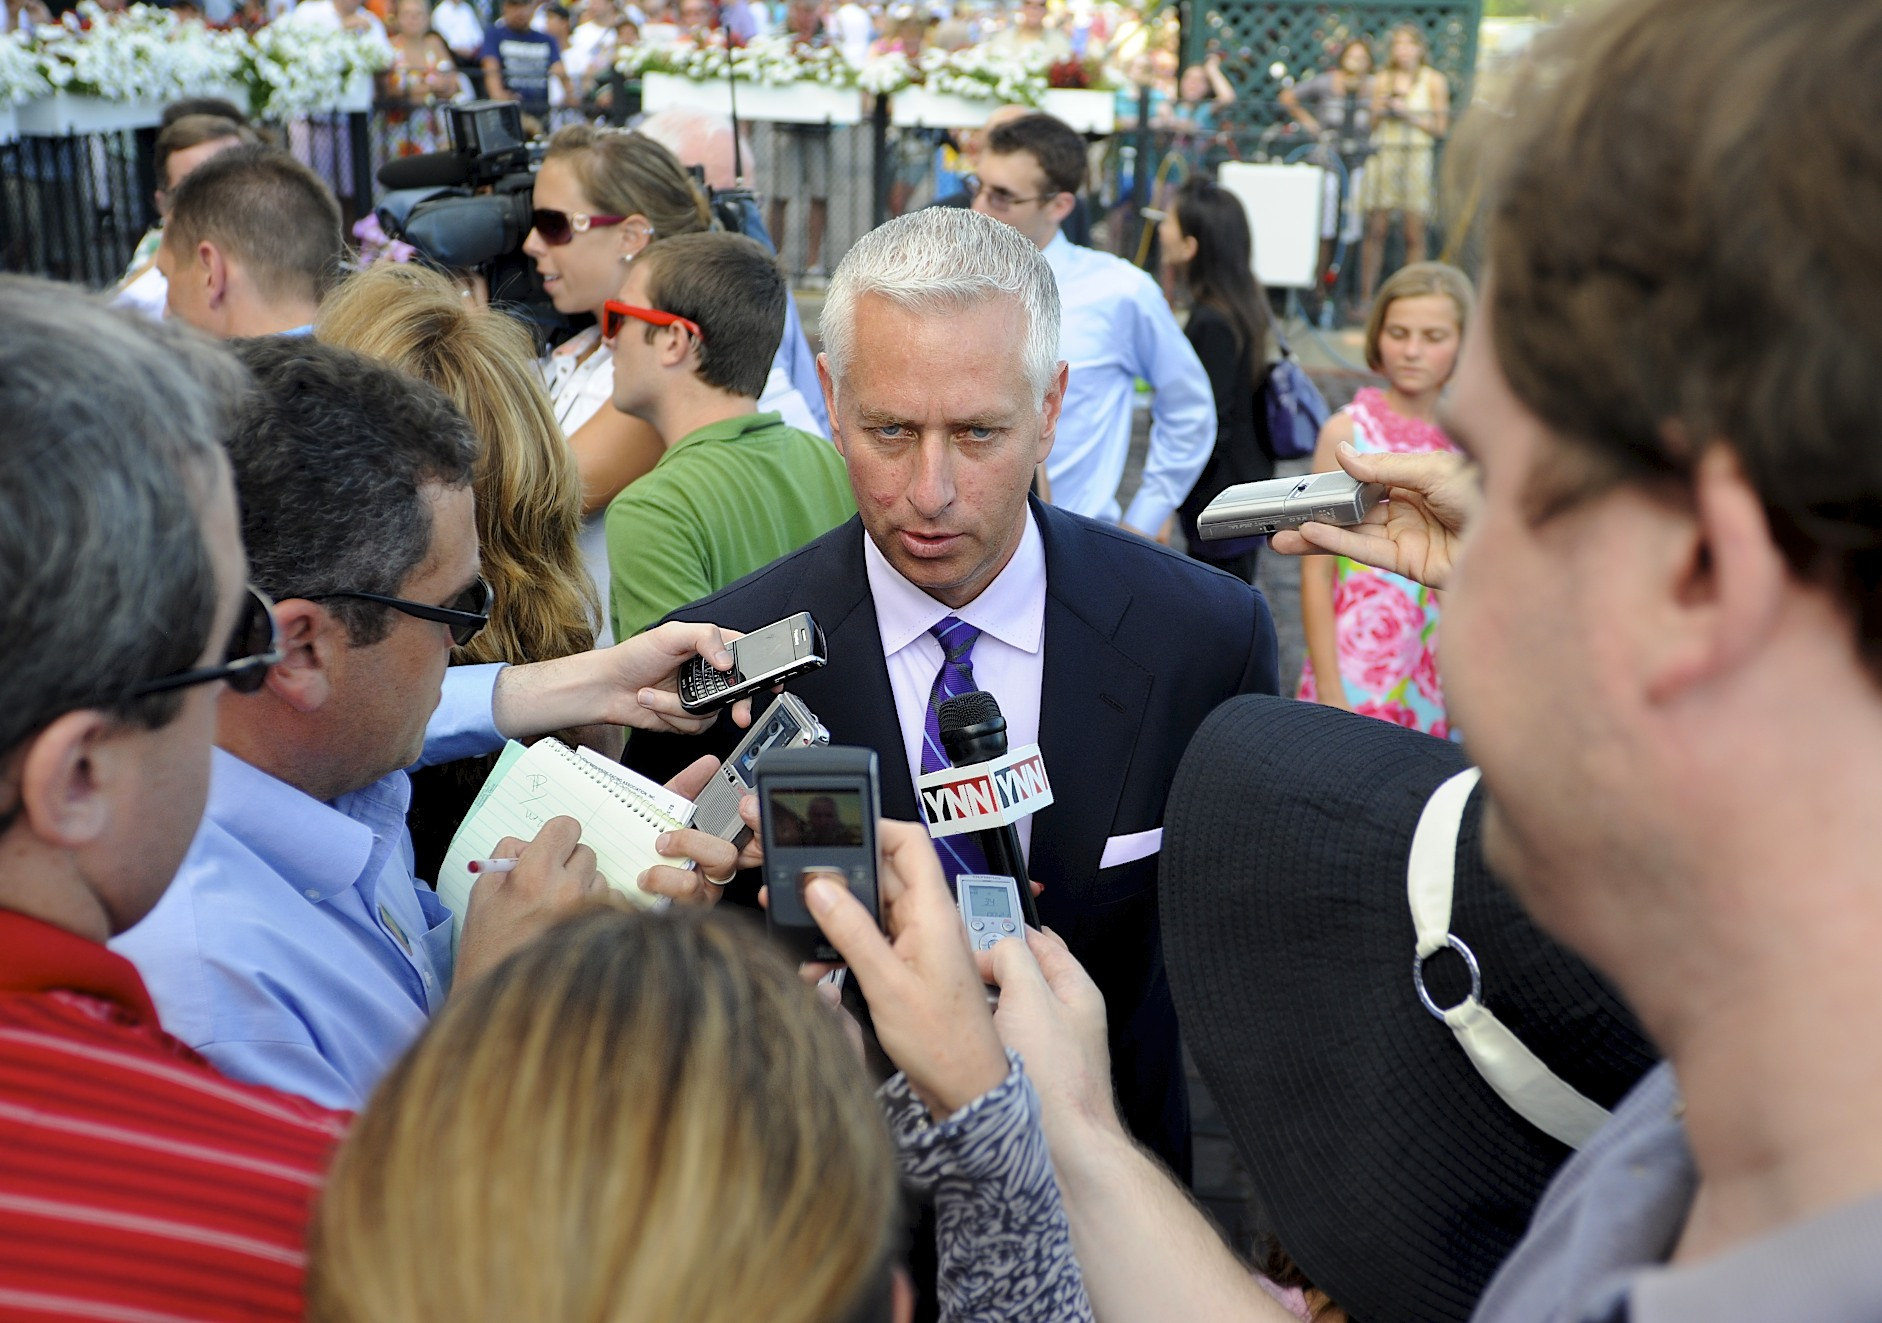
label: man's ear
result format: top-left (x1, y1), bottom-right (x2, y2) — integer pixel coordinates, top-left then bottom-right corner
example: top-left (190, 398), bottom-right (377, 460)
top-left (816, 352), bottom-right (846, 458)
top-left (1047, 190), bottom-right (1077, 229)
top-left (17, 710), bottom-right (120, 848)
top-left (249, 597), bottom-right (341, 715)
top-left (198, 239), bottom-right (230, 309)
top-left (1643, 445), bottom-right (1786, 706)
top-left (1035, 359), bottom-right (1069, 464)
top-left (658, 323), bottom-right (695, 370)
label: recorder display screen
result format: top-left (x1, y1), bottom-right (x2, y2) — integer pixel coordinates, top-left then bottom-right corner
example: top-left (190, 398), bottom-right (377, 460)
top-left (766, 788), bottom-right (865, 848)
top-left (967, 883), bottom-right (1012, 918)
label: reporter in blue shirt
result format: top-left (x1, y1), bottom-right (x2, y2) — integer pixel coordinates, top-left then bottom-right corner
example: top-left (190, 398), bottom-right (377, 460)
top-left (114, 339), bottom-right (754, 1110)
top-left (971, 113), bottom-right (1215, 539)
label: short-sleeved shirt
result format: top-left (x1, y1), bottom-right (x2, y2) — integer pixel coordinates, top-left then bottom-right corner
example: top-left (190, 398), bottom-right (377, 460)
top-left (482, 22), bottom-right (560, 112)
top-left (605, 410), bottom-right (856, 639)
top-left (0, 910), bottom-right (347, 1321)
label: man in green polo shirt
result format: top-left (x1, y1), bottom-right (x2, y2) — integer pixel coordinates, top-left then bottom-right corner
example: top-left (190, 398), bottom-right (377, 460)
top-left (604, 231), bottom-right (855, 640)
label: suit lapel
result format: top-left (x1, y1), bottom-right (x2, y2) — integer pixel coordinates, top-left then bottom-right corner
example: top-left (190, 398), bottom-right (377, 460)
top-left (1031, 503), bottom-right (1152, 908)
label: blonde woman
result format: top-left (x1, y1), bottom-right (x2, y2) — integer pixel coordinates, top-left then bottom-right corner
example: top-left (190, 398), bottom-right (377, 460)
top-left (1357, 24), bottom-right (1449, 306)
top-left (317, 262), bottom-right (605, 877)
top-left (308, 823), bottom-right (1095, 1322)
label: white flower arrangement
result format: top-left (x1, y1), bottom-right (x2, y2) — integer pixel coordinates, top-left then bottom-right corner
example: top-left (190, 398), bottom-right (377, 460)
top-left (10, 6), bottom-right (387, 115)
top-left (864, 47), bottom-right (1123, 106)
top-left (245, 23), bottom-right (392, 118)
top-left (31, 3), bottom-right (247, 103)
top-left (618, 33), bottom-right (857, 90)
top-left (0, 31), bottom-right (50, 106)
top-left (917, 44), bottom-right (1051, 106)
top-left (856, 49), bottom-right (913, 96)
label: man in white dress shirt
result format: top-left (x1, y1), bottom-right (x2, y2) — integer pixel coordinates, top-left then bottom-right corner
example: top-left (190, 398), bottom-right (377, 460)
top-left (973, 112), bottom-right (1214, 540)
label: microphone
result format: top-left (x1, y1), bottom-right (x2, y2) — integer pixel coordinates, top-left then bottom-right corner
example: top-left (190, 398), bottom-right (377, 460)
top-left (935, 691), bottom-right (1043, 929)
top-left (377, 151), bottom-right (475, 191)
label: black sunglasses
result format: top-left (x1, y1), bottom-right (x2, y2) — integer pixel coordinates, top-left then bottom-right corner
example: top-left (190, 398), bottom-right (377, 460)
top-left (128, 584), bottom-right (283, 699)
top-left (297, 576), bottom-right (492, 647)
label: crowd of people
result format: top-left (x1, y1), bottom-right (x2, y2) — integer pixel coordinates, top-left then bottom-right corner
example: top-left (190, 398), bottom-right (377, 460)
top-left (9, 0), bottom-right (1463, 308)
top-left (7, 0), bottom-right (1881, 1321)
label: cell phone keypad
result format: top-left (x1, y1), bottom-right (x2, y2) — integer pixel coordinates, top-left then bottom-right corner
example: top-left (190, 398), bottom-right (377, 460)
top-left (681, 658), bottom-right (741, 706)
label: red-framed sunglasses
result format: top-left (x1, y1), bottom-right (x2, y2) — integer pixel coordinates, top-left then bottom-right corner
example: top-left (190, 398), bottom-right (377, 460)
top-left (602, 299), bottom-right (706, 345)
top-left (530, 208), bottom-right (629, 245)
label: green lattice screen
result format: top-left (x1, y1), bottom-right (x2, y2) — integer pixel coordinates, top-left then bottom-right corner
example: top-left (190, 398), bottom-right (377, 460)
top-left (1182, 0), bottom-right (1484, 128)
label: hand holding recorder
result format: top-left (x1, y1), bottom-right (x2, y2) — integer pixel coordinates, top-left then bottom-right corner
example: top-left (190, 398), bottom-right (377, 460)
top-left (1269, 443), bottom-right (1478, 591)
top-left (804, 819), bottom-right (1012, 1119)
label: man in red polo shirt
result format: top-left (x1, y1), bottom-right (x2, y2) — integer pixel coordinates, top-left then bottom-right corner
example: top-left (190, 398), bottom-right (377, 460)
top-left (0, 281), bottom-right (347, 1322)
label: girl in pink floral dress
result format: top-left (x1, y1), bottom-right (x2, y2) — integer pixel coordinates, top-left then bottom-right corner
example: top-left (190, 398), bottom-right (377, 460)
top-left (1299, 262), bottom-right (1474, 735)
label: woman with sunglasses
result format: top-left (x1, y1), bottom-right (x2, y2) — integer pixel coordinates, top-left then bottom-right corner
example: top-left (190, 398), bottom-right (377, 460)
top-left (524, 125), bottom-right (713, 641)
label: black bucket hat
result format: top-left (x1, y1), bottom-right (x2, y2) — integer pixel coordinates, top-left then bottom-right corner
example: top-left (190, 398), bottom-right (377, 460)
top-left (1163, 696), bottom-right (1659, 1323)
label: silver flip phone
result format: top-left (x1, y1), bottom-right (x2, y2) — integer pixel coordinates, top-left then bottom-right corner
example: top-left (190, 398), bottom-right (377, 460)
top-left (1197, 471), bottom-right (1387, 542)
top-left (956, 873), bottom-right (1025, 954)
top-left (693, 693), bottom-right (829, 847)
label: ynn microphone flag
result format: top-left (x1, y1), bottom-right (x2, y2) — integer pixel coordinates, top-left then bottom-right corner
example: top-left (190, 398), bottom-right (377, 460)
top-left (916, 744), bottom-right (1054, 838)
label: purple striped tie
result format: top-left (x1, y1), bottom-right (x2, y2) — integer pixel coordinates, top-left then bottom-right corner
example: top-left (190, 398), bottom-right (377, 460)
top-left (921, 616), bottom-right (990, 885)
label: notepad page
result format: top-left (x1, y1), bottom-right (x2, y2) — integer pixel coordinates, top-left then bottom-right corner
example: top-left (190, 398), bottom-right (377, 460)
top-left (438, 738), bottom-right (694, 940)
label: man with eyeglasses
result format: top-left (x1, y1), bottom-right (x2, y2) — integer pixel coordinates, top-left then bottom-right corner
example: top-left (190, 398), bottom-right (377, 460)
top-left (114, 338), bottom-right (757, 1110)
top-left (603, 231), bottom-right (855, 640)
top-left (0, 280), bottom-right (347, 1321)
top-left (971, 113), bottom-right (1213, 545)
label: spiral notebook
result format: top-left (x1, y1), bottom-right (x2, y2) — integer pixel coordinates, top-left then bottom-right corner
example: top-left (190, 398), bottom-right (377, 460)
top-left (437, 737), bottom-right (695, 942)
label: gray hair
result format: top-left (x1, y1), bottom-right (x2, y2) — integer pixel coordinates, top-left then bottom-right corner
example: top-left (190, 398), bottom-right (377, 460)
top-left (0, 276), bottom-right (247, 763)
top-left (820, 207), bottom-right (1061, 406)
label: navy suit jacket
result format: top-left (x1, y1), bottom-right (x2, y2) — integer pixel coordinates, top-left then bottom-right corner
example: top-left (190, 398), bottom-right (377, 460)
top-left (626, 498), bottom-right (1279, 1168)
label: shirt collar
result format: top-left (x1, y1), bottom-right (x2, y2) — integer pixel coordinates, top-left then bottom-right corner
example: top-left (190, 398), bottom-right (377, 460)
top-left (862, 508), bottom-right (1046, 658)
top-left (0, 909), bottom-right (160, 1023)
top-left (666, 410), bottom-right (780, 459)
top-left (551, 325), bottom-right (604, 360)
top-left (206, 748), bottom-right (380, 903)
top-left (1042, 229), bottom-right (1075, 271)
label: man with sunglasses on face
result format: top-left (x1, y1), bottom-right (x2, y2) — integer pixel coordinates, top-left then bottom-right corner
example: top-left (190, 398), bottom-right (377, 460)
top-left (0, 281), bottom-right (348, 1321)
top-left (603, 231), bottom-right (854, 640)
top-left (114, 338), bottom-right (758, 1111)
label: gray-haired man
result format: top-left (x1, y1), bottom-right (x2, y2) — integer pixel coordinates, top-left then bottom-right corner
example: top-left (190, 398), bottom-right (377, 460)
top-left (0, 279), bottom-right (347, 1319)
top-left (627, 205), bottom-right (1280, 1174)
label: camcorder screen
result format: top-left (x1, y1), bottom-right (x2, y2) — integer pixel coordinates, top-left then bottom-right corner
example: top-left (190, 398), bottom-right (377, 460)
top-left (767, 789), bottom-right (865, 848)
top-left (968, 883), bottom-right (1012, 918)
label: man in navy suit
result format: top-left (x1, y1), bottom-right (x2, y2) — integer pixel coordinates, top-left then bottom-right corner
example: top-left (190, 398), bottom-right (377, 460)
top-left (626, 206), bottom-right (1278, 1173)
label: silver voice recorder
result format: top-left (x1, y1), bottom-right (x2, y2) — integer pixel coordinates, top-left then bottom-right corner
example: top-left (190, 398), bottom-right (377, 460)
top-left (1197, 471), bottom-right (1387, 542)
top-left (692, 693), bottom-right (829, 847)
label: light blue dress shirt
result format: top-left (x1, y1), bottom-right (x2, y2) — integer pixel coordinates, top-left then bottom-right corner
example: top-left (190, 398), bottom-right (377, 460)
top-left (1041, 231), bottom-right (1216, 535)
top-left (111, 664), bottom-right (508, 1110)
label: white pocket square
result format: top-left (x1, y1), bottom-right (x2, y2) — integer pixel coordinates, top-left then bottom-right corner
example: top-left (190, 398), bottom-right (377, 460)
top-left (1100, 828), bottom-right (1163, 869)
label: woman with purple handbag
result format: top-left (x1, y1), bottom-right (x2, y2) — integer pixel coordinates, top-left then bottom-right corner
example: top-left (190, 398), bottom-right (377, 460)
top-left (1160, 176), bottom-right (1330, 582)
